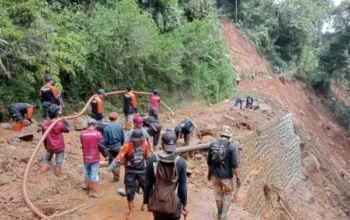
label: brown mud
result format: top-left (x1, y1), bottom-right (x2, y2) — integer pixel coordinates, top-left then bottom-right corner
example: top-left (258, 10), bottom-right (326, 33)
top-left (0, 100), bottom-right (274, 220)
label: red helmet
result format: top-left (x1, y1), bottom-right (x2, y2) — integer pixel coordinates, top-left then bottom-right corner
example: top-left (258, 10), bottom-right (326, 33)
top-left (133, 115), bottom-right (144, 123)
top-left (109, 112), bottom-right (118, 120)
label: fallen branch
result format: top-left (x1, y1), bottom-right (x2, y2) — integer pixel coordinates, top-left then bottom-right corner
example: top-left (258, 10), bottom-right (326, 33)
top-left (160, 100), bottom-right (175, 115)
top-left (268, 185), bottom-right (300, 220)
top-left (44, 203), bottom-right (86, 219)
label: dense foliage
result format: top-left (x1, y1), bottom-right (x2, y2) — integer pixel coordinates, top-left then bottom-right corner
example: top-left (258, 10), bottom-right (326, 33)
top-left (217, 0), bottom-right (331, 81)
top-left (317, 1), bottom-right (350, 129)
top-left (0, 0), bottom-right (234, 113)
top-left (217, 0), bottom-right (350, 129)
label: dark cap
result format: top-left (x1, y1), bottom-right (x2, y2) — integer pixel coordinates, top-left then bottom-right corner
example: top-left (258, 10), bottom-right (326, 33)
top-left (130, 128), bottom-right (145, 142)
top-left (45, 76), bottom-right (54, 83)
top-left (48, 105), bottom-right (60, 119)
top-left (88, 118), bottom-right (98, 126)
top-left (161, 130), bottom-right (177, 153)
top-left (152, 89), bottom-right (159, 95)
top-left (97, 88), bottom-right (106, 96)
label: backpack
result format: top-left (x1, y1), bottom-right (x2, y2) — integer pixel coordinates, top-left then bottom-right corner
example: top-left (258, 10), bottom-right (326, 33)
top-left (150, 154), bottom-right (180, 214)
top-left (126, 142), bottom-right (148, 159)
top-left (123, 94), bottom-right (133, 113)
top-left (211, 141), bottom-right (230, 164)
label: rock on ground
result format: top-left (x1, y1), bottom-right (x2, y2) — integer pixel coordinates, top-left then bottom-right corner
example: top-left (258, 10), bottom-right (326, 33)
top-left (302, 152), bottom-right (320, 174)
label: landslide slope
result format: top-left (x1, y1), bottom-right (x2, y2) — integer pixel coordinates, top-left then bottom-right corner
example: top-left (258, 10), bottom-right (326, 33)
top-left (222, 20), bottom-right (350, 219)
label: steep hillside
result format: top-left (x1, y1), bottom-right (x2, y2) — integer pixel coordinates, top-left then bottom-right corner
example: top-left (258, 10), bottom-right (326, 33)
top-left (222, 20), bottom-right (350, 219)
top-left (220, 20), bottom-right (271, 76)
top-left (238, 76), bottom-right (350, 219)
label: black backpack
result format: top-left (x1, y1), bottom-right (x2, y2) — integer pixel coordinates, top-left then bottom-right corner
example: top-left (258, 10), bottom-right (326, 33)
top-left (211, 141), bottom-right (230, 164)
top-left (123, 94), bottom-right (133, 113)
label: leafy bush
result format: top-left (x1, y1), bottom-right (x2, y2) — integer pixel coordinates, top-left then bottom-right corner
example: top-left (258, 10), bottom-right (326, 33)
top-left (0, 0), bottom-right (235, 115)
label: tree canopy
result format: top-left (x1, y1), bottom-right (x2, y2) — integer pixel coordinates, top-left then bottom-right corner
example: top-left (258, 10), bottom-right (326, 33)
top-left (0, 0), bottom-right (234, 113)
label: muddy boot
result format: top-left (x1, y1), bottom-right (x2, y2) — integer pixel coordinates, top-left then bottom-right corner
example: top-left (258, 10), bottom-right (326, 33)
top-left (41, 163), bottom-right (50, 174)
top-left (126, 201), bottom-right (134, 220)
top-left (88, 181), bottom-right (103, 198)
top-left (216, 199), bottom-right (223, 219)
top-left (54, 167), bottom-right (62, 177)
top-left (220, 196), bottom-right (232, 220)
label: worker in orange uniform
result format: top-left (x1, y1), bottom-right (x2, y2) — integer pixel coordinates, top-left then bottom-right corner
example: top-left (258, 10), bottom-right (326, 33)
top-left (91, 89), bottom-right (106, 121)
top-left (103, 129), bottom-right (149, 220)
top-left (39, 76), bottom-right (60, 117)
top-left (123, 86), bottom-right (138, 130)
top-left (8, 103), bottom-right (37, 131)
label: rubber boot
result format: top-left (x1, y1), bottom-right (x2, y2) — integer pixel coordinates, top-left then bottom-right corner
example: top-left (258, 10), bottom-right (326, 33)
top-left (54, 167), bottom-right (62, 177)
top-left (89, 182), bottom-right (103, 198)
top-left (216, 199), bottom-right (223, 219)
top-left (126, 201), bottom-right (134, 220)
top-left (41, 163), bottom-right (50, 174)
top-left (220, 196), bottom-right (232, 220)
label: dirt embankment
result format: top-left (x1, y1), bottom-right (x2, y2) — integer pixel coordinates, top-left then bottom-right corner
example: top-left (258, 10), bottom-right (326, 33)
top-left (220, 20), bottom-right (271, 76)
top-left (239, 76), bottom-right (350, 219)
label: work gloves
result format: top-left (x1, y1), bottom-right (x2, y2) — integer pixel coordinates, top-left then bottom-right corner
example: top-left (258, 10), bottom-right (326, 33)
top-left (106, 160), bottom-right (121, 172)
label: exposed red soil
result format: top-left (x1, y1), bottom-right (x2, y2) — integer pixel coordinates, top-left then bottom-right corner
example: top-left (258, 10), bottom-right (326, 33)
top-left (220, 20), bottom-right (271, 76)
top-left (0, 102), bottom-right (275, 220)
top-left (239, 76), bottom-right (350, 219)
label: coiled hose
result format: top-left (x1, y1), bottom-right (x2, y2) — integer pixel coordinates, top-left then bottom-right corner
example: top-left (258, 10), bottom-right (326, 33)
top-left (22, 90), bottom-right (152, 218)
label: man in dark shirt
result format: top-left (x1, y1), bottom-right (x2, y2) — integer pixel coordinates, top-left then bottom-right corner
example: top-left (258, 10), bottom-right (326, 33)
top-left (207, 125), bottom-right (240, 220)
top-left (142, 130), bottom-right (189, 220)
top-left (246, 96), bottom-right (254, 109)
top-left (103, 112), bottom-right (125, 182)
top-left (8, 103), bottom-right (37, 131)
top-left (104, 129), bottom-right (149, 220)
top-left (174, 118), bottom-right (196, 146)
top-left (143, 116), bottom-right (162, 152)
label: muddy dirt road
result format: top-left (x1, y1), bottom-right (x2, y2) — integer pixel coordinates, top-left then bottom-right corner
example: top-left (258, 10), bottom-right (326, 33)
top-left (1, 100), bottom-right (269, 220)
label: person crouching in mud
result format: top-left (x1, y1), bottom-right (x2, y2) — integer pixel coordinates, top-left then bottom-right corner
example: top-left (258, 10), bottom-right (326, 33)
top-left (103, 129), bottom-right (149, 220)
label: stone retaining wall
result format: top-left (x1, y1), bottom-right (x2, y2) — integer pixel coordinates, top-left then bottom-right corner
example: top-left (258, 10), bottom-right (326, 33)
top-left (238, 113), bottom-right (302, 216)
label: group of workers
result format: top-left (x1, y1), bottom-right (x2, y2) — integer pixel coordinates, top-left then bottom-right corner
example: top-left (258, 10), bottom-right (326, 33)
top-left (8, 76), bottom-right (63, 131)
top-left (234, 95), bottom-right (254, 109)
top-left (9, 76), bottom-right (241, 220)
